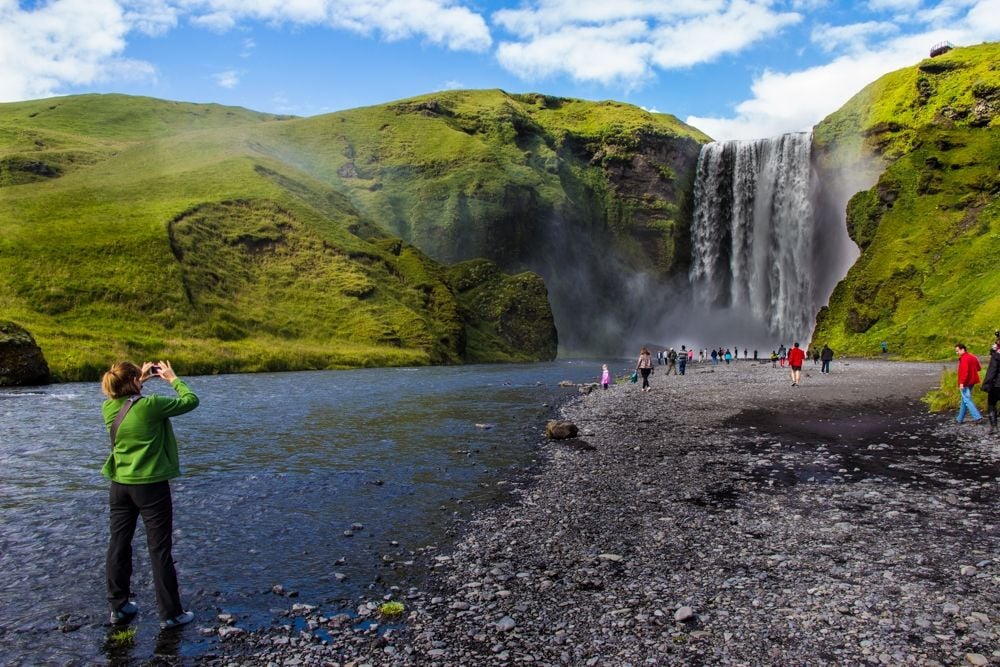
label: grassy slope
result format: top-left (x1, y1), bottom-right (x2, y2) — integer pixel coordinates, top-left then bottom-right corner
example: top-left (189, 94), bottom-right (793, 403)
top-left (258, 88), bottom-right (709, 270)
top-left (0, 94), bottom-right (556, 379)
top-left (811, 42), bottom-right (1000, 360)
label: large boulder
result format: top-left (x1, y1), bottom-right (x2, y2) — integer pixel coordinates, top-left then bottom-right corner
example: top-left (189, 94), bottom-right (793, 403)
top-left (0, 322), bottom-right (51, 386)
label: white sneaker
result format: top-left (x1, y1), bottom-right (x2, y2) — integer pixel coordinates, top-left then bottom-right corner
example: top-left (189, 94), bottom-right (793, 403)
top-left (161, 610), bottom-right (195, 630)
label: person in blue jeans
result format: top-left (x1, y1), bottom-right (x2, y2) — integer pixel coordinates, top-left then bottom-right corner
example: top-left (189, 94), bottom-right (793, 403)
top-left (955, 343), bottom-right (983, 423)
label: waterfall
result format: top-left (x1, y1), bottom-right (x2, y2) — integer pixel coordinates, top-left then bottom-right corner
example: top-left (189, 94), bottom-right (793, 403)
top-left (689, 132), bottom-right (819, 344)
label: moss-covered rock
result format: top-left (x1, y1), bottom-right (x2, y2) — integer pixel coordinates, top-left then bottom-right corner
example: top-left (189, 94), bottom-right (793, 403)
top-left (0, 322), bottom-right (51, 386)
top-left (810, 42), bottom-right (1000, 359)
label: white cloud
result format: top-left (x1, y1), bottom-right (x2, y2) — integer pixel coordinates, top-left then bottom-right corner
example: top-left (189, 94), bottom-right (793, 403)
top-left (182, 0), bottom-right (492, 51)
top-left (212, 69), bottom-right (239, 88)
top-left (867, 0), bottom-right (923, 10)
top-left (811, 20), bottom-right (899, 53)
top-left (0, 0), bottom-right (155, 101)
top-left (687, 0), bottom-right (1000, 141)
top-left (0, 0), bottom-right (490, 102)
top-left (493, 0), bottom-right (800, 86)
top-left (438, 79), bottom-right (464, 90)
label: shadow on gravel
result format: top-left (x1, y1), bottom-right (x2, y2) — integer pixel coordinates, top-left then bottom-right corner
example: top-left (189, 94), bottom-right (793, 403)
top-left (722, 398), bottom-right (998, 502)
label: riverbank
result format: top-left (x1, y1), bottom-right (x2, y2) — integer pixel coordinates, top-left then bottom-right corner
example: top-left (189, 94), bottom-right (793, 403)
top-left (212, 359), bottom-right (999, 665)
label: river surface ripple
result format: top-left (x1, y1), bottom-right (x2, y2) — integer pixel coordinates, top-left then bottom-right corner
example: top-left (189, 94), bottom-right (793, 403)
top-left (0, 360), bottom-right (609, 664)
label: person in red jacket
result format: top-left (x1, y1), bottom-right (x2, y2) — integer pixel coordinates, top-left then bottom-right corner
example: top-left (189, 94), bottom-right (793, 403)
top-left (955, 343), bottom-right (983, 423)
top-left (787, 342), bottom-right (806, 386)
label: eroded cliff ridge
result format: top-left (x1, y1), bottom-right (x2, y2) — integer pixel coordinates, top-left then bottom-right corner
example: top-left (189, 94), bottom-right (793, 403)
top-left (811, 42), bottom-right (1000, 358)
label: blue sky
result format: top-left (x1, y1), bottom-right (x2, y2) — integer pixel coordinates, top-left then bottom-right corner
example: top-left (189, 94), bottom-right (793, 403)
top-left (2, 0), bottom-right (998, 139)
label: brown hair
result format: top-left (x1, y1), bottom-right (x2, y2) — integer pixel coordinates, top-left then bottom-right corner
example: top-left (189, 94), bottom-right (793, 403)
top-left (640, 346), bottom-right (650, 355)
top-left (101, 361), bottom-right (142, 399)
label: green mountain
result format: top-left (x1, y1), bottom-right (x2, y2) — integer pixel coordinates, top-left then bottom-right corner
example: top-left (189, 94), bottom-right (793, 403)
top-left (811, 42), bottom-right (1000, 358)
top-left (0, 94), bottom-right (558, 380)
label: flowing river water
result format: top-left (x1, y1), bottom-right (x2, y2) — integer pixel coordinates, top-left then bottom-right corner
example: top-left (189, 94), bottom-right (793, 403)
top-left (0, 360), bottom-right (610, 664)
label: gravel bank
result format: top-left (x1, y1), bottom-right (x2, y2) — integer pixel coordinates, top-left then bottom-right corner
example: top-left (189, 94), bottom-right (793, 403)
top-left (212, 359), bottom-right (999, 666)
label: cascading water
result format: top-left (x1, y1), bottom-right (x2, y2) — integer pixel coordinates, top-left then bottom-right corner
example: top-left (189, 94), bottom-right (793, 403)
top-left (689, 132), bottom-right (822, 345)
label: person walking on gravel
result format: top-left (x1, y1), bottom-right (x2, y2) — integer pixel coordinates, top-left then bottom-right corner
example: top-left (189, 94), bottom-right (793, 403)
top-left (820, 344), bottom-right (834, 374)
top-left (666, 347), bottom-right (678, 375)
top-left (788, 342), bottom-right (806, 386)
top-left (636, 347), bottom-right (654, 393)
top-left (955, 343), bottom-right (983, 424)
top-left (981, 338), bottom-right (999, 433)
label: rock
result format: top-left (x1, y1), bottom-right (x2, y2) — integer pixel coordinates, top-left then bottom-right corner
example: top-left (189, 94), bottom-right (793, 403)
top-left (475, 423), bottom-right (494, 430)
top-left (674, 606), bottom-right (695, 622)
top-left (960, 565), bottom-right (978, 576)
top-left (943, 603), bottom-right (961, 616)
top-left (966, 654), bottom-right (988, 666)
top-left (351, 523), bottom-right (364, 531)
top-left (0, 322), bottom-right (50, 386)
top-left (546, 420), bottom-right (579, 440)
top-left (598, 553), bottom-right (624, 563)
top-left (218, 626), bottom-right (246, 640)
top-left (271, 584), bottom-right (285, 596)
top-left (496, 616), bottom-right (517, 632)
top-left (449, 601), bottom-right (470, 611)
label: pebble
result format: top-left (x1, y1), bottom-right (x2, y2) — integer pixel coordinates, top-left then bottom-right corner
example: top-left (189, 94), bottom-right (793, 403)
top-left (496, 616), bottom-right (517, 632)
top-left (674, 607), bottom-right (695, 622)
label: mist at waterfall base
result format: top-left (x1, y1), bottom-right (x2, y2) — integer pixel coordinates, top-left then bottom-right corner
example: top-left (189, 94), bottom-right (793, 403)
top-left (534, 132), bottom-right (860, 357)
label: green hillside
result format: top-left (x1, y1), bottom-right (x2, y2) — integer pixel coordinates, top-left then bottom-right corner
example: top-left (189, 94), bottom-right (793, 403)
top-left (251, 89), bottom-right (710, 352)
top-left (811, 42), bottom-right (1000, 359)
top-left (0, 94), bottom-right (557, 380)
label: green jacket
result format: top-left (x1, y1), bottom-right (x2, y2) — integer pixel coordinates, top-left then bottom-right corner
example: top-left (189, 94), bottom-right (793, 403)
top-left (101, 379), bottom-right (199, 484)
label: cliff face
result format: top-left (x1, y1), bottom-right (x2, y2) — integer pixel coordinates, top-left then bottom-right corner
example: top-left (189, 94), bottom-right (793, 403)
top-left (810, 43), bottom-right (1000, 358)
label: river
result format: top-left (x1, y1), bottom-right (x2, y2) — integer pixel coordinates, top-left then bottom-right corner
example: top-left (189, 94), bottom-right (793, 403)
top-left (0, 360), bottom-right (613, 664)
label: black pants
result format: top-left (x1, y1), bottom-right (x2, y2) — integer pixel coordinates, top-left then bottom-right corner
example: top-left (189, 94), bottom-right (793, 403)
top-left (107, 481), bottom-right (183, 620)
top-left (640, 368), bottom-right (651, 388)
top-left (821, 360), bottom-right (830, 373)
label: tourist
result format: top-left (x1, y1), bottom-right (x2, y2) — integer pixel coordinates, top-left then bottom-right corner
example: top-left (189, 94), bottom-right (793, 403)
top-left (955, 343), bottom-right (983, 423)
top-left (778, 344), bottom-right (787, 367)
top-left (666, 347), bottom-right (678, 375)
top-left (711, 349), bottom-right (718, 365)
top-left (636, 347), bottom-right (654, 392)
top-left (821, 344), bottom-right (834, 374)
top-left (723, 349), bottom-right (732, 365)
top-left (679, 345), bottom-right (688, 375)
top-left (812, 349), bottom-right (820, 366)
top-left (601, 364), bottom-right (611, 390)
top-left (881, 340), bottom-right (888, 355)
top-left (788, 342), bottom-right (806, 386)
top-left (101, 360), bottom-right (199, 630)
top-left (753, 350), bottom-right (759, 361)
top-left (983, 337), bottom-right (1000, 434)
top-left (657, 350), bottom-right (663, 365)
top-left (743, 348), bottom-right (748, 360)
top-left (770, 350), bottom-right (778, 368)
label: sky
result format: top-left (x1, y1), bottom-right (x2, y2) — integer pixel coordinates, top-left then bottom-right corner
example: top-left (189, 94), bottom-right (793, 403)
top-left (1, 0), bottom-right (999, 140)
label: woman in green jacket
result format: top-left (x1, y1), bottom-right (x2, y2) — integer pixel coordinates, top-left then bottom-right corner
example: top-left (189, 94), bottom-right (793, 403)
top-left (101, 360), bottom-right (199, 629)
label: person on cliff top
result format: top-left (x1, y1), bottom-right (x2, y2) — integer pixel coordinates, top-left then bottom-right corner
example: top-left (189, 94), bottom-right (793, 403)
top-left (601, 364), bottom-right (611, 390)
top-left (636, 347), bottom-right (654, 392)
top-left (821, 344), bottom-right (834, 374)
top-left (955, 343), bottom-right (983, 424)
top-left (788, 342), bottom-right (806, 386)
top-left (101, 360), bottom-right (199, 630)
top-left (982, 337), bottom-right (1000, 434)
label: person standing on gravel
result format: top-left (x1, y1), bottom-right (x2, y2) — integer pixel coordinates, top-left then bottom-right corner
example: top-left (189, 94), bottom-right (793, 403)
top-left (955, 343), bottom-right (983, 423)
top-left (636, 347), bottom-right (654, 393)
top-left (788, 342), bottom-right (806, 386)
top-left (821, 344), bottom-right (834, 374)
top-left (982, 338), bottom-right (1000, 434)
top-left (679, 345), bottom-right (688, 375)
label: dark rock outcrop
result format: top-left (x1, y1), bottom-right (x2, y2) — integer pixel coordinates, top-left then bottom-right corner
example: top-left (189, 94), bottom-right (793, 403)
top-left (0, 322), bottom-right (51, 386)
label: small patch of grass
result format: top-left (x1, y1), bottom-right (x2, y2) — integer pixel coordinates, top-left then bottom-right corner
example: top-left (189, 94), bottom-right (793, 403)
top-left (922, 367), bottom-right (988, 412)
top-left (108, 626), bottom-right (137, 644)
top-left (378, 601), bottom-right (405, 618)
